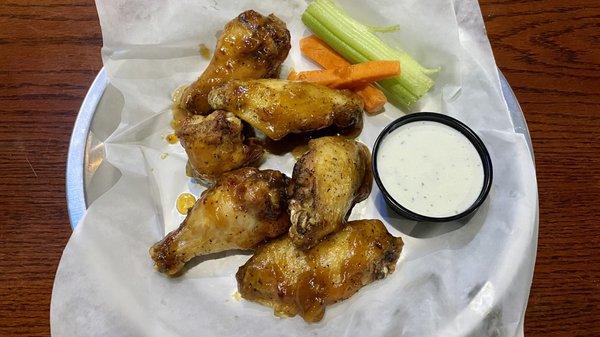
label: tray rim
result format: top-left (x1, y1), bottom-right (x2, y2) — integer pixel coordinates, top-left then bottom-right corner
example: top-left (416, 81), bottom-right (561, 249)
top-left (65, 68), bottom-right (534, 229)
top-left (66, 67), bottom-right (108, 228)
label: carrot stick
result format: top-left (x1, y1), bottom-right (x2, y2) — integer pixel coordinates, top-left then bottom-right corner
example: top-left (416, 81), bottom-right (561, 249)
top-left (294, 70), bottom-right (338, 86)
top-left (300, 35), bottom-right (350, 69)
top-left (356, 85), bottom-right (387, 114)
top-left (293, 60), bottom-right (400, 89)
top-left (333, 60), bottom-right (400, 87)
top-left (299, 35), bottom-right (389, 114)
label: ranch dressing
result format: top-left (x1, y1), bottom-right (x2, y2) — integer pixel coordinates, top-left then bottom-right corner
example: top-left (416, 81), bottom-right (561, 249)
top-left (376, 121), bottom-right (484, 218)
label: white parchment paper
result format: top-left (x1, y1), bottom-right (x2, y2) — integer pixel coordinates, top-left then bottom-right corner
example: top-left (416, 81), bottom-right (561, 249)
top-left (51, 0), bottom-right (538, 336)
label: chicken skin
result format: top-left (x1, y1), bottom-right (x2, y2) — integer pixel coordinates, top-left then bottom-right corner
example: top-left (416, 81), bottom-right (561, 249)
top-left (176, 110), bottom-right (263, 184)
top-left (208, 79), bottom-right (363, 140)
top-left (236, 219), bottom-right (403, 322)
top-left (178, 10), bottom-right (290, 115)
top-left (150, 168), bottom-right (290, 276)
top-left (288, 137), bottom-right (372, 250)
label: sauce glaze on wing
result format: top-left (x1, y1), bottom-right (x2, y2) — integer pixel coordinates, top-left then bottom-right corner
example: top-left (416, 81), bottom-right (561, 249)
top-left (176, 110), bottom-right (263, 185)
top-left (236, 219), bottom-right (403, 322)
top-left (179, 10), bottom-right (291, 115)
top-left (150, 168), bottom-right (290, 276)
top-left (288, 136), bottom-right (372, 250)
top-left (208, 79), bottom-right (363, 140)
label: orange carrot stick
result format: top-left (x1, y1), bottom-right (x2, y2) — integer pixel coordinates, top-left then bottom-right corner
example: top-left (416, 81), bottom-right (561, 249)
top-left (356, 85), bottom-right (387, 114)
top-left (293, 61), bottom-right (400, 89)
top-left (299, 35), bottom-right (390, 113)
top-left (300, 35), bottom-right (350, 69)
top-left (333, 60), bottom-right (400, 88)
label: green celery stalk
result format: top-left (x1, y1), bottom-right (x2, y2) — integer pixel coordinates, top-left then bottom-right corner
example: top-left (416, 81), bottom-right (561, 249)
top-left (302, 0), bottom-right (436, 108)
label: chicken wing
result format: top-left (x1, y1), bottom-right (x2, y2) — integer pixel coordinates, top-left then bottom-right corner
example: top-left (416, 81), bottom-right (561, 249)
top-left (288, 136), bottom-right (372, 249)
top-left (236, 219), bottom-right (403, 322)
top-left (176, 110), bottom-right (263, 184)
top-left (208, 79), bottom-right (363, 140)
top-left (150, 168), bottom-right (290, 276)
top-left (178, 10), bottom-right (290, 115)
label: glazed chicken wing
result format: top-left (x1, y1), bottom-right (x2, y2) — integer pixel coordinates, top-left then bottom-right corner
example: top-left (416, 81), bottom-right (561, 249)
top-left (288, 136), bottom-right (372, 249)
top-left (176, 110), bottom-right (263, 184)
top-left (236, 219), bottom-right (403, 322)
top-left (208, 79), bottom-right (363, 140)
top-left (178, 10), bottom-right (290, 115)
top-left (150, 168), bottom-right (290, 276)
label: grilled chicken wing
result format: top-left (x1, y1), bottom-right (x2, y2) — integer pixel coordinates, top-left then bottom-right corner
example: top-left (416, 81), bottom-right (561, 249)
top-left (176, 110), bottom-right (263, 184)
top-left (288, 137), bottom-right (372, 249)
top-left (236, 219), bottom-right (402, 322)
top-left (178, 10), bottom-right (290, 115)
top-left (150, 168), bottom-right (290, 276)
top-left (208, 79), bottom-right (363, 140)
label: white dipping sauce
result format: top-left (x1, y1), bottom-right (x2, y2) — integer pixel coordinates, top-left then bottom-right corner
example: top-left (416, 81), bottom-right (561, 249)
top-left (377, 121), bottom-right (484, 218)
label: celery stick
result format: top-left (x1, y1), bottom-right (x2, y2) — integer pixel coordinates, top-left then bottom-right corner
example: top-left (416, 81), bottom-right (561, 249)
top-left (310, 0), bottom-right (433, 90)
top-left (315, 0), bottom-right (434, 77)
top-left (302, 12), bottom-right (368, 64)
top-left (302, 0), bottom-right (435, 108)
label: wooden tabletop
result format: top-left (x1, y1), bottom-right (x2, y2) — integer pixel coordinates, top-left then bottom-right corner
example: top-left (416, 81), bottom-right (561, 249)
top-left (0, 1), bottom-right (598, 336)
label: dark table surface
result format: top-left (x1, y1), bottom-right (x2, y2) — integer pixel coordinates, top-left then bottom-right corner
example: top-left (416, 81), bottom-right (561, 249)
top-left (0, 1), bottom-right (598, 336)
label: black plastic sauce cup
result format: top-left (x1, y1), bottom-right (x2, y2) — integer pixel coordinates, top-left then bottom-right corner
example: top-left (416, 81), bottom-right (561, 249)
top-left (372, 112), bottom-right (493, 222)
